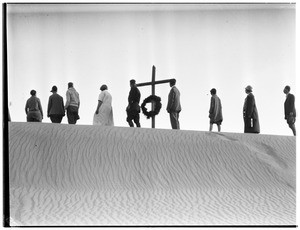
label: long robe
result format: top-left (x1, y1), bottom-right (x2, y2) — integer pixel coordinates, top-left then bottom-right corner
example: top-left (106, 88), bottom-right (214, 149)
top-left (243, 93), bottom-right (260, 133)
top-left (209, 95), bottom-right (223, 124)
top-left (93, 90), bottom-right (114, 126)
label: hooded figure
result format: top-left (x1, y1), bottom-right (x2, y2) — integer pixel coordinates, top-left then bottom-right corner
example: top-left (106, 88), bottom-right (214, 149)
top-left (243, 85), bottom-right (260, 134)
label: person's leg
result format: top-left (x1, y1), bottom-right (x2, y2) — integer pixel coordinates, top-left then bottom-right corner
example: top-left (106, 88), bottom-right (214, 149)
top-left (50, 115), bottom-right (63, 123)
top-left (68, 106), bottom-right (78, 124)
top-left (217, 124), bottom-right (221, 132)
top-left (126, 112), bottom-right (134, 127)
top-left (67, 108), bottom-right (75, 124)
top-left (50, 115), bottom-right (55, 123)
top-left (289, 123), bottom-right (296, 136)
top-left (170, 112), bottom-right (179, 129)
top-left (209, 123), bottom-right (213, 131)
top-left (244, 117), bottom-right (251, 133)
top-left (134, 114), bottom-right (141, 127)
top-left (177, 112), bottom-right (180, 129)
top-left (57, 115), bottom-right (63, 123)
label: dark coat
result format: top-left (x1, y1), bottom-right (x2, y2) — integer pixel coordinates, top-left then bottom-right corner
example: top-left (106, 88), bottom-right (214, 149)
top-left (127, 86), bottom-right (141, 114)
top-left (47, 93), bottom-right (65, 116)
top-left (167, 86), bottom-right (181, 113)
top-left (284, 93), bottom-right (296, 119)
top-left (243, 93), bottom-right (260, 133)
top-left (209, 95), bottom-right (223, 124)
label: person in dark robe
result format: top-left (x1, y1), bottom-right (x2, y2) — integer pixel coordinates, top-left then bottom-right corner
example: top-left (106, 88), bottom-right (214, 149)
top-left (209, 88), bottom-right (223, 132)
top-left (243, 85), bottom-right (260, 134)
top-left (126, 79), bottom-right (141, 127)
top-left (283, 85), bottom-right (296, 136)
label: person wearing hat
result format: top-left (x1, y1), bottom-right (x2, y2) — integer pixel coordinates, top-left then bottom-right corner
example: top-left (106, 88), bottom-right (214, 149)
top-left (209, 88), bottom-right (223, 132)
top-left (65, 82), bottom-right (80, 124)
top-left (283, 85), bottom-right (296, 136)
top-left (126, 79), bottom-right (141, 127)
top-left (25, 90), bottom-right (43, 122)
top-left (243, 85), bottom-right (260, 134)
top-left (47, 86), bottom-right (65, 123)
top-left (93, 84), bottom-right (114, 126)
top-left (167, 78), bottom-right (181, 129)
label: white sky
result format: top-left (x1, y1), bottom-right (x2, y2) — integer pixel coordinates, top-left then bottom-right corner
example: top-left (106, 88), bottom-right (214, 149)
top-left (6, 3), bottom-right (296, 135)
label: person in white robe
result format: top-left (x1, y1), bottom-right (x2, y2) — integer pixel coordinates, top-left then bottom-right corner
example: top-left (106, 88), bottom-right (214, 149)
top-left (93, 85), bottom-right (114, 126)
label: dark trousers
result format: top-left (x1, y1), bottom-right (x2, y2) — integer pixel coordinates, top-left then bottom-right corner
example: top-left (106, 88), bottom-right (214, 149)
top-left (169, 112), bottom-right (180, 129)
top-left (127, 111), bottom-right (140, 127)
top-left (67, 106), bottom-right (79, 124)
top-left (50, 115), bottom-right (63, 123)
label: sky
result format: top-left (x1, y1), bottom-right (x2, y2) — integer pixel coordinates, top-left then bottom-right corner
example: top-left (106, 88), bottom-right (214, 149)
top-left (6, 3), bottom-right (296, 135)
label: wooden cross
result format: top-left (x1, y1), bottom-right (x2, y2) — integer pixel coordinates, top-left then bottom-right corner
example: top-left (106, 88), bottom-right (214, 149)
top-left (136, 65), bottom-right (174, 128)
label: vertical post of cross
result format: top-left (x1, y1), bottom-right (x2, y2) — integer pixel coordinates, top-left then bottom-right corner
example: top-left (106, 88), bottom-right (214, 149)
top-left (151, 65), bottom-right (156, 128)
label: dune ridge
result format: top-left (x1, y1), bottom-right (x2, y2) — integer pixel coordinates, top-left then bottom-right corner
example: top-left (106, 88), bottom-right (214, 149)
top-left (9, 122), bottom-right (295, 226)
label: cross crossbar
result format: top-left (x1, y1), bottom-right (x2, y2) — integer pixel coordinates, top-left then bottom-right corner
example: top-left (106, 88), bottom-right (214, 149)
top-left (136, 79), bottom-right (174, 87)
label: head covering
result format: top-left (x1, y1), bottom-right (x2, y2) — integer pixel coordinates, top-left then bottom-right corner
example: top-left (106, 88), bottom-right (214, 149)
top-left (284, 85), bottom-right (291, 92)
top-left (30, 90), bottom-right (36, 96)
top-left (245, 85), bottom-right (253, 92)
top-left (100, 84), bottom-right (108, 91)
top-left (130, 79), bottom-right (136, 85)
top-left (68, 82), bottom-right (73, 88)
top-left (50, 86), bottom-right (57, 92)
top-left (210, 88), bottom-right (217, 95)
top-left (170, 78), bottom-right (176, 86)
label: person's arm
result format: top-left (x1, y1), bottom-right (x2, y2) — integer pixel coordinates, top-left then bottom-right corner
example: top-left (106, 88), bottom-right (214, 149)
top-left (61, 98), bottom-right (65, 116)
top-left (47, 97), bottom-right (51, 117)
top-left (209, 97), bottom-right (215, 118)
top-left (25, 101), bottom-right (28, 115)
top-left (288, 95), bottom-right (295, 116)
top-left (95, 100), bottom-right (103, 114)
top-left (38, 98), bottom-right (43, 118)
top-left (64, 91), bottom-right (70, 109)
top-left (78, 93), bottom-right (80, 109)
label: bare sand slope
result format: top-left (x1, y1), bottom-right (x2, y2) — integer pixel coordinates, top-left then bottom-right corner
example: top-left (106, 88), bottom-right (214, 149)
top-left (9, 122), bottom-right (295, 226)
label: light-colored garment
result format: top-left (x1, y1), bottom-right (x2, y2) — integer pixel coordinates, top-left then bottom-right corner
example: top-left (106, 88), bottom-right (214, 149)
top-left (65, 87), bottom-right (80, 108)
top-left (93, 90), bottom-right (114, 126)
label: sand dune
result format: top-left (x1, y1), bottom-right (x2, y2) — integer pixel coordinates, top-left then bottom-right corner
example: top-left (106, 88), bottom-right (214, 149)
top-left (8, 122), bottom-right (296, 226)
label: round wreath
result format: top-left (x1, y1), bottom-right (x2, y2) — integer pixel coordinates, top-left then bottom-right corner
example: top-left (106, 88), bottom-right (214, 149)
top-left (141, 95), bottom-right (162, 119)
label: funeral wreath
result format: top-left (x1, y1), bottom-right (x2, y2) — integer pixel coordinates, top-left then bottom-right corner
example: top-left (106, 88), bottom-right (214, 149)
top-left (141, 95), bottom-right (162, 119)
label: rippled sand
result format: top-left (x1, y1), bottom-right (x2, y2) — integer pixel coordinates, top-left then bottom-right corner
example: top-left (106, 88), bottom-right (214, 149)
top-left (9, 122), bottom-right (296, 226)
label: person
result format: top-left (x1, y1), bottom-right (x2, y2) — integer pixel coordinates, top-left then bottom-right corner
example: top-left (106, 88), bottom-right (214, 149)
top-left (283, 85), bottom-right (296, 136)
top-left (209, 88), bottom-right (223, 132)
top-left (47, 86), bottom-right (65, 123)
top-left (25, 90), bottom-right (43, 122)
top-left (167, 78), bottom-right (181, 129)
top-left (243, 85), bottom-right (260, 134)
top-left (126, 79), bottom-right (141, 127)
top-left (64, 82), bottom-right (80, 124)
top-left (93, 84), bottom-right (114, 126)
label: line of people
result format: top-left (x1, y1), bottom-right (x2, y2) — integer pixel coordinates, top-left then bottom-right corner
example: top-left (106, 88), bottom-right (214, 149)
top-left (206, 85), bottom-right (296, 136)
top-left (24, 80), bottom-right (296, 136)
top-left (25, 82), bottom-right (80, 124)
